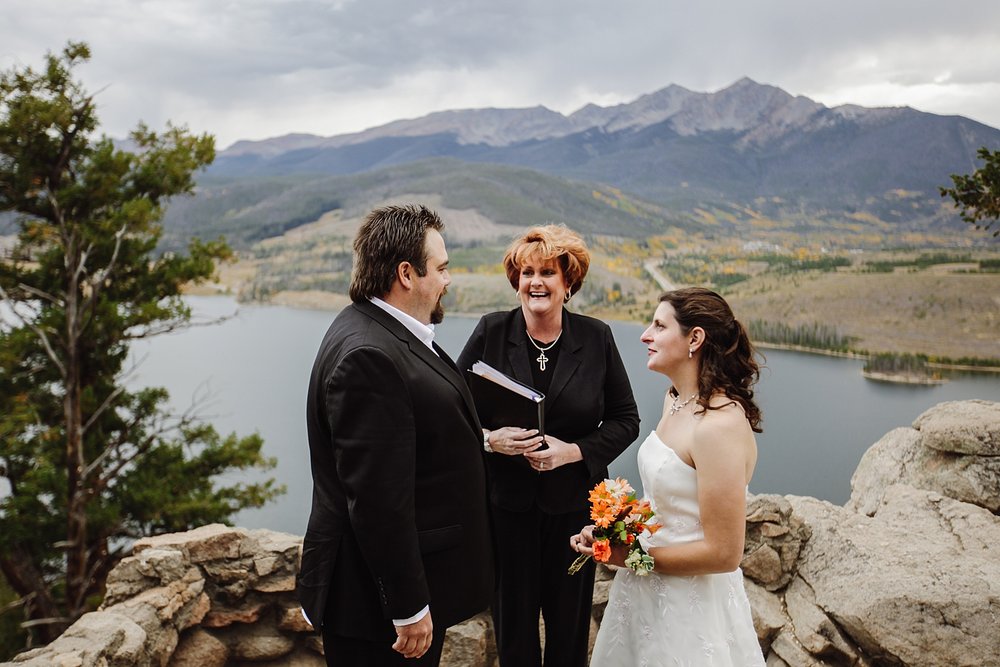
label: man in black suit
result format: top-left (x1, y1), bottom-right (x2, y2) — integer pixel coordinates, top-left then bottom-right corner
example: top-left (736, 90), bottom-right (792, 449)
top-left (297, 204), bottom-right (493, 666)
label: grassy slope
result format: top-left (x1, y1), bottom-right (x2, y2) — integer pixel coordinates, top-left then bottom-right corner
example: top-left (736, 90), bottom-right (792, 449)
top-left (164, 158), bottom-right (685, 252)
top-left (174, 158), bottom-right (1000, 362)
top-left (200, 210), bottom-right (1000, 361)
top-left (721, 268), bottom-right (999, 360)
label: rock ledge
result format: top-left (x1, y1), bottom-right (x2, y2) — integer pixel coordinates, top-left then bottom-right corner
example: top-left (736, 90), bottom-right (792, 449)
top-left (7, 400), bottom-right (999, 667)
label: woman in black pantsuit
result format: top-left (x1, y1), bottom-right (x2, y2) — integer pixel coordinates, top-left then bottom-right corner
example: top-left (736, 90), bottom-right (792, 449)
top-left (458, 225), bottom-right (640, 667)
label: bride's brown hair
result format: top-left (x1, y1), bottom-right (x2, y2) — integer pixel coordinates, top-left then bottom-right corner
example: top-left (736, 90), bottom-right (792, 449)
top-left (661, 287), bottom-right (763, 432)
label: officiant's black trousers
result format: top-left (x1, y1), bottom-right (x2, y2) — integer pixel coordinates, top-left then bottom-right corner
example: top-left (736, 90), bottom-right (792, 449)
top-left (491, 503), bottom-right (595, 667)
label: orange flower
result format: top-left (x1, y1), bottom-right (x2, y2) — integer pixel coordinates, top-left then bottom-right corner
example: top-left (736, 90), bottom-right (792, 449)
top-left (571, 477), bottom-right (659, 576)
top-left (588, 483), bottom-right (610, 504)
top-left (592, 539), bottom-right (611, 562)
top-left (591, 500), bottom-right (615, 528)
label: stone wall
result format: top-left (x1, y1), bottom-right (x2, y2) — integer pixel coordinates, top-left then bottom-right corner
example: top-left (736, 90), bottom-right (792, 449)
top-left (6, 400), bottom-right (1000, 667)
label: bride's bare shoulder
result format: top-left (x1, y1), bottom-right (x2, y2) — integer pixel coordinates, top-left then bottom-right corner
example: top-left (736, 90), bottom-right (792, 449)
top-left (695, 397), bottom-right (753, 441)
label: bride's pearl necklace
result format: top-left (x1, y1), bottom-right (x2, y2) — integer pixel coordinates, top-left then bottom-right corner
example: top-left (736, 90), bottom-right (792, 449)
top-left (669, 393), bottom-right (697, 416)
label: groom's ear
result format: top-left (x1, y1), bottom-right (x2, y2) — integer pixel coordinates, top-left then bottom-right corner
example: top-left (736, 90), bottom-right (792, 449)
top-left (396, 261), bottom-right (414, 290)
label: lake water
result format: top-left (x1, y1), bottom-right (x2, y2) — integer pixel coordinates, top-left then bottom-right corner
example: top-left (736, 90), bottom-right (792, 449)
top-left (129, 296), bottom-right (1000, 536)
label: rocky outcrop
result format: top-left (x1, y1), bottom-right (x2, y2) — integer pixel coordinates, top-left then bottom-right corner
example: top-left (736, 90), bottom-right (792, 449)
top-left (7, 523), bottom-right (494, 667)
top-left (743, 399), bottom-right (1000, 667)
top-left (6, 525), bottom-right (307, 667)
top-left (6, 400), bottom-right (999, 667)
top-left (850, 399), bottom-right (1000, 514)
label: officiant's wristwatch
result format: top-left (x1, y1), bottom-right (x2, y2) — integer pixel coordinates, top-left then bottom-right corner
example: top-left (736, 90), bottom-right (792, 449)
top-left (482, 429), bottom-right (494, 453)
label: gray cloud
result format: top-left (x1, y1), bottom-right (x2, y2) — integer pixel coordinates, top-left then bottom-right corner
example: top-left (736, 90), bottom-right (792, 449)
top-left (2, 0), bottom-right (999, 147)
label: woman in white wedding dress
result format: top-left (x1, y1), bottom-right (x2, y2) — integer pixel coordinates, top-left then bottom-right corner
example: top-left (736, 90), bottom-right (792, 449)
top-left (571, 288), bottom-right (766, 667)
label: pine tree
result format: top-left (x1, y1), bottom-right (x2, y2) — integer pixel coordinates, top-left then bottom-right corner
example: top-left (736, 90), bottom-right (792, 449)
top-left (941, 147), bottom-right (1000, 237)
top-left (0, 42), bottom-right (283, 647)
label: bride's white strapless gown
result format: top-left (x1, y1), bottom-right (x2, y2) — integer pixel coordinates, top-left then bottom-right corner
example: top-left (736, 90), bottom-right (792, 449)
top-left (590, 431), bottom-right (765, 667)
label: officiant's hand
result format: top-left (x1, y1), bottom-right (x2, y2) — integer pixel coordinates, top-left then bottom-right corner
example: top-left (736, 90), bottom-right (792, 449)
top-left (488, 427), bottom-right (544, 456)
top-left (524, 433), bottom-right (581, 472)
top-left (392, 612), bottom-right (433, 659)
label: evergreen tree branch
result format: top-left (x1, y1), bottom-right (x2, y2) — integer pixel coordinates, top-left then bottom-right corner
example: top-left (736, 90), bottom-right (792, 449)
top-left (16, 283), bottom-right (62, 307)
top-left (85, 224), bottom-right (126, 308)
top-left (81, 382), bottom-right (128, 435)
top-left (0, 283), bottom-right (66, 377)
top-left (125, 311), bottom-right (234, 339)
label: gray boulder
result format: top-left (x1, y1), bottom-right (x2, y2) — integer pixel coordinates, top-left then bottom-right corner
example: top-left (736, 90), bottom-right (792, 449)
top-left (849, 400), bottom-right (1000, 515)
top-left (789, 486), bottom-right (1000, 666)
top-left (914, 399), bottom-right (1000, 456)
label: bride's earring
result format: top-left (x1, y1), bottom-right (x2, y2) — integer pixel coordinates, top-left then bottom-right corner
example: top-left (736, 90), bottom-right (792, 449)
top-left (688, 348), bottom-right (694, 359)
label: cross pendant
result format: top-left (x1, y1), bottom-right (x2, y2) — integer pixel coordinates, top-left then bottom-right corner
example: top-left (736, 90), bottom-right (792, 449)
top-left (536, 351), bottom-right (549, 371)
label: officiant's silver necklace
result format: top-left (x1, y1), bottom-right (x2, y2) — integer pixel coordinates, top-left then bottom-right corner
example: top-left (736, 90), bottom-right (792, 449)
top-left (527, 330), bottom-right (562, 371)
top-left (669, 393), bottom-right (698, 416)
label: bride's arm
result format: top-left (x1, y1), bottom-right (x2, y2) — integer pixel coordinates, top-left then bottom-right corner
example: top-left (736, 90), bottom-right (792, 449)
top-left (570, 409), bottom-right (756, 574)
top-left (645, 409), bottom-right (755, 575)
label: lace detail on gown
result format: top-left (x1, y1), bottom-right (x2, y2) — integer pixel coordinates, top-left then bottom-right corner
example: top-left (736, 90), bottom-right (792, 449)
top-left (590, 432), bottom-right (765, 667)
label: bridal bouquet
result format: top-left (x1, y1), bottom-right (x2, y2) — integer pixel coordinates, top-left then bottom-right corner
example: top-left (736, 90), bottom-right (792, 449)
top-left (568, 477), bottom-right (660, 576)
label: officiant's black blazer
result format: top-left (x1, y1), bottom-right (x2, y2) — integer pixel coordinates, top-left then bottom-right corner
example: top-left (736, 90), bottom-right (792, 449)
top-left (296, 300), bottom-right (493, 640)
top-left (457, 308), bottom-right (640, 514)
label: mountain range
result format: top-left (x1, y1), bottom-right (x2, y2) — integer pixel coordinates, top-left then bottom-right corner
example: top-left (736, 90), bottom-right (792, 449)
top-left (168, 78), bottom-right (1000, 249)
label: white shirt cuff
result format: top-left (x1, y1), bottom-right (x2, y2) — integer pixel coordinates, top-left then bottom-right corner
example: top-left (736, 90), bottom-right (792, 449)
top-left (393, 605), bottom-right (430, 626)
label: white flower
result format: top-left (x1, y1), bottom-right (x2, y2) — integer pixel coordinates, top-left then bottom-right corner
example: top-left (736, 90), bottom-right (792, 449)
top-left (624, 548), bottom-right (655, 575)
top-left (604, 477), bottom-right (634, 497)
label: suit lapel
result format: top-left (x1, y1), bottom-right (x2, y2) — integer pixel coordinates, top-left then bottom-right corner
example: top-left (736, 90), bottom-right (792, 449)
top-left (506, 309), bottom-right (535, 386)
top-left (357, 301), bottom-right (481, 429)
top-left (545, 309), bottom-right (582, 407)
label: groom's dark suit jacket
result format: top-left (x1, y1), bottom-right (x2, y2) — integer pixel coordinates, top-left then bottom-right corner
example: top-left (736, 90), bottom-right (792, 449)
top-left (296, 301), bottom-right (493, 641)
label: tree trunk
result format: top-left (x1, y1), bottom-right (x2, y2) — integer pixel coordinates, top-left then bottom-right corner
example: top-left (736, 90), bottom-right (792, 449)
top-left (63, 234), bottom-right (88, 621)
top-left (0, 550), bottom-right (68, 644)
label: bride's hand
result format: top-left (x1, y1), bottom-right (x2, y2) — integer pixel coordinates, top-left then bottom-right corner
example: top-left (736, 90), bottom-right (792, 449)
top-left (603, 544), bottom-right (629, 568)
top-left (569, 525), bottom-right (596, 556)
top-left (569, 526), bottom-right (629, 567)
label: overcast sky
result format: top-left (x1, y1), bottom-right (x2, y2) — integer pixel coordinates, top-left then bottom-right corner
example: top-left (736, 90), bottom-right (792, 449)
top-left (3, 1), bottom-right (1000, 149)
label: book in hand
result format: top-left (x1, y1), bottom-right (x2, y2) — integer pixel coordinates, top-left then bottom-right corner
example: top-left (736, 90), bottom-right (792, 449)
top-left (466, 360), bottom-right (546, 446)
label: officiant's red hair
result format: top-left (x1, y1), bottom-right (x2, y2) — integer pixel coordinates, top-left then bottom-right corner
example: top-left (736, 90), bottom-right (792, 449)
top-left (503, 224), bottom-right (591, 298)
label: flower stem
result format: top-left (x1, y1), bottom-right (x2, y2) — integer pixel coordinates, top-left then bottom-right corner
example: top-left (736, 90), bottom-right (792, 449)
top-left (567, 553), bottom-right (592, 575)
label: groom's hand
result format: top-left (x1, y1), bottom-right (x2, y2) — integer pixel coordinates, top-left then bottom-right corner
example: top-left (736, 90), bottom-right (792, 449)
top-left (393, 612), bottom-right (434, 659)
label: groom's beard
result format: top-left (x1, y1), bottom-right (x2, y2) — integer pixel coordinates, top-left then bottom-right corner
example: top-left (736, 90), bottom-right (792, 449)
top-left (430, 291), bottom-right (446, 325)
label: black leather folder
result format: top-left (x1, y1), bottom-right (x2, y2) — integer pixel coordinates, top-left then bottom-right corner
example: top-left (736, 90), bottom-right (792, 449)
top-left (466, 360), bottom-right (546, 441)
